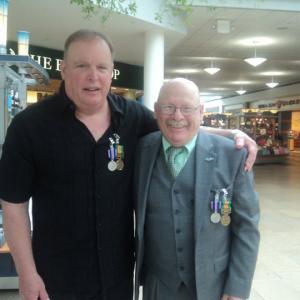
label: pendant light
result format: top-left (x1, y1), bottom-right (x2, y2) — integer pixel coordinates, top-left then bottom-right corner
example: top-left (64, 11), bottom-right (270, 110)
top-left (266, 77), bottom-right (279, 88)
top-left (204, 61), bottom-right (220, 75)
top-left (244, 44), bottom-right (267, 67)
top-left (236, 88), bottom-right (246, 95)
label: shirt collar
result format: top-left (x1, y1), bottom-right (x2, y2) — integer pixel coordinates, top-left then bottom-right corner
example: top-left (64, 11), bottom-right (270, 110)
top-left (162, 135), bottom-right (197, 155)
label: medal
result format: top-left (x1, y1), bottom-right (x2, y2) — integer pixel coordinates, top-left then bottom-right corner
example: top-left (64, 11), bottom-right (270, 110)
top-left (107, 139), bottom-right (116, 172)
top-left (116, 144), bottom-right (125, 171)
top-left (220, 189), bottom-right (232, 226)
top-left (116, 159), bottom-right (124, 171)
top-left (210, 191), bottom-right (221, 224)
top-left (108, 160), bottom-right (117, 171)
top-left (107, 134), bottom-right (125, 172)
top-left (210, 212), bottom-right (221, 223)
top-left (221, 214), bottom-right (231, 226)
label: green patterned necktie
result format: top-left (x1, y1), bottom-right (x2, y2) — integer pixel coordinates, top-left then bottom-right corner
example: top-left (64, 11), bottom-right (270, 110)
top-left (167, 146), bottom-right (185, 177)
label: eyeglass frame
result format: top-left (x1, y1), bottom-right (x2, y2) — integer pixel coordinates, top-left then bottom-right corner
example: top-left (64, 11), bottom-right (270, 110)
top-left (157, 104), bottom-right (201, 116)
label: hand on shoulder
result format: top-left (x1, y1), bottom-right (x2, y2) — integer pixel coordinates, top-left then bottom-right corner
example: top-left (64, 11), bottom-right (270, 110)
top-left (231, 129), bottom-right (257, 171)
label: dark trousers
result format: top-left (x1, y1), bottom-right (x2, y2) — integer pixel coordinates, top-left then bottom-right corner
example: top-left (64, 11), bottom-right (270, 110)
top-left (48, 278), bottom-right (133, 300)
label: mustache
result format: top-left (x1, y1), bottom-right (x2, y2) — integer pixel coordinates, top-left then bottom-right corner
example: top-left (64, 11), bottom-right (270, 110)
top-left (166, 120), bottom-right (187, 128)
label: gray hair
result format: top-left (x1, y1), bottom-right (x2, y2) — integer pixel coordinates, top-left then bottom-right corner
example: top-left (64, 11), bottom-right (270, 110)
top-left (64, 29), bottom-right (114, 60)
top-left (158, 78), bottom-right (201, 103)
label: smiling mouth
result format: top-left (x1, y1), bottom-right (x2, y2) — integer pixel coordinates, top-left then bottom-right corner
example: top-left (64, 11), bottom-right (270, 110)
top-left (167, 120), bottom-right (187, 129)
top-left (84, 87), bottom-right (100, 92)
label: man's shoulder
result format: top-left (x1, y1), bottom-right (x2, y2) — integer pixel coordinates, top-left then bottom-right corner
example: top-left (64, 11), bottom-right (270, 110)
top-left (11, 94), bottom-right (60, 123)
top-left (108, 93), bottom-right (154, 115)
top-left (138, 131), bottom-right (161, 147)
top-left (200, 129), bottom-right (234, 146)
top-left (199, 129), bottom-right (247, 158)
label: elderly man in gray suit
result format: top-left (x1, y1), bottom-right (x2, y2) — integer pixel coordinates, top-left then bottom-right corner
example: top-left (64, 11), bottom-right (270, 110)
top-left (134, 78), bottom-right (260, 300)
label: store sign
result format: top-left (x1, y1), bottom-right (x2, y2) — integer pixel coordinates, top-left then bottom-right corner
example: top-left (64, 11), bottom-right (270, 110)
top-left (257, 99), bottom-right (300, 110)
top-left (7, 41), bottom-right (143, 90)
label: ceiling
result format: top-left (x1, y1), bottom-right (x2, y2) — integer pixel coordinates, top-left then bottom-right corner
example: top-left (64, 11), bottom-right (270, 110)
top-left (6, 0), bottom-right (300, 101)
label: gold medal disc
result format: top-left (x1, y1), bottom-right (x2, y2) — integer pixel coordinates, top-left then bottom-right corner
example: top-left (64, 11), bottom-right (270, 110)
top-left (116, 159), bottom-right (124, 171)
top-left (221, 214), bottom-right (231, 226)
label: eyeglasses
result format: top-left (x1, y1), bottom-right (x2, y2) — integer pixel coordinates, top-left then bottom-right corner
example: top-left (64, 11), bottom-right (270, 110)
top-left (158, 104), bottom-right (200, 115)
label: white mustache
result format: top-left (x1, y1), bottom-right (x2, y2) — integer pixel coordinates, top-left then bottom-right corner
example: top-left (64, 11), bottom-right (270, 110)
top-left (166, 120), bottom-right (187, 128)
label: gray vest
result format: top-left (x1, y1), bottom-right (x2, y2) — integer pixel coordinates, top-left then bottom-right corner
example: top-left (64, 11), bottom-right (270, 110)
top-left (144, 147), bottom-right (196, 294)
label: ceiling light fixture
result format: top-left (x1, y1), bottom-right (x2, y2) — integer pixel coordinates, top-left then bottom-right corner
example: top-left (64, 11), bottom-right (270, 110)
top-left (266, 77), bottom-right (279, 88)
top-left (244, 43), bottom-right (267, 67)
top-left (236, 89), bottom-right (246, 95)
top-left (204, 67), bottom-right (220, 75)
top-left (204, 61), bottom-right (220, 75)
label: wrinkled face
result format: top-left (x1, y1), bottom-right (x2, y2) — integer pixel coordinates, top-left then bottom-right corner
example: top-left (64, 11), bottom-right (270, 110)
top-left (61, 37), bottom-right (113, 112)
top-left (155, 82), bottom-right (204, 147)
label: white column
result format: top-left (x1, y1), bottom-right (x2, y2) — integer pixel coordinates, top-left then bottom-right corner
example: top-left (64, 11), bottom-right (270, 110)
top-left (143, 30), bottom-right (164, 110)
top-left (0, 66), bottom-right (6, 148)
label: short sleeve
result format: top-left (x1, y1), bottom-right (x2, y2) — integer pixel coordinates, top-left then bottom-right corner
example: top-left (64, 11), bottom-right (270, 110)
top-left (0, 114), bottom-right (34, 203)
top-left (134, 102), bottom-right (158, 138)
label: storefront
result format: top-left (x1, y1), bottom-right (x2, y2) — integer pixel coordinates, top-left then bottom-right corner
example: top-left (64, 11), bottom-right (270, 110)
top-left (207, 98), bottom-right (300, 164)
top-left (251, 96), bottom-right (300, 151)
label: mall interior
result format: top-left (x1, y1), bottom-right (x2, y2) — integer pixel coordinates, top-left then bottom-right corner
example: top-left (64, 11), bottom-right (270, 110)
top-left (0, 0), bottom-right (300, 299)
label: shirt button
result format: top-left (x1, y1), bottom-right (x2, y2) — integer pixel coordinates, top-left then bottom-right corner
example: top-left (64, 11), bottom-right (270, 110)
top-left (176, 229), bottom-right (181, 234)
top-left (174, 209), bottom-right (180, 215)
top-left (177, 247), bottom-right (183, 252)
top-left (174, 189), bottom-right (179, 194)
top-left (180, 266), bottom-right (185, 271)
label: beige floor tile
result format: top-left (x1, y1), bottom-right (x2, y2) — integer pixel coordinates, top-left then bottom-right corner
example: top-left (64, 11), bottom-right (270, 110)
top-left (252, 279), bottom-right (300, 300)
top-left (248, 289), bottom-right (265, 300)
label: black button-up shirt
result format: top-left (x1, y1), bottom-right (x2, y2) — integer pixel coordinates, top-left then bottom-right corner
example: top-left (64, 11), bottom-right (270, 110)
top-left (0, 83), bottom-right (157, 293)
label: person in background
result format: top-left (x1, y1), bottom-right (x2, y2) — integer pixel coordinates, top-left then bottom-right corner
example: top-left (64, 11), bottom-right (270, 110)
top-left (134, 78), bottom-right (260, 300)
top-left (0, 30), bottom-right (257, 300)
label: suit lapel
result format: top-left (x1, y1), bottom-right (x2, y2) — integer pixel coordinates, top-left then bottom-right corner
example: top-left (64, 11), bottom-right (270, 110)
top-left (136, 132), bottom-right (162, 237)
top-left (194, 130), bottom-right (217, 244)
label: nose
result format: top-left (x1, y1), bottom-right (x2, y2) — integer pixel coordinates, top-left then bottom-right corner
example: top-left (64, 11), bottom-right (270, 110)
top-left (87, 67), bottom-right (98, 80)
top-left (173, 107), bottom-right (184, 119)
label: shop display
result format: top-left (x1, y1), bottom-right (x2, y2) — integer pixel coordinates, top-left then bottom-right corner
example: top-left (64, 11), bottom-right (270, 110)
top-left (203, 113), bottom-right (231, 128)
top-left (239, 111), bottom-right (289, 163)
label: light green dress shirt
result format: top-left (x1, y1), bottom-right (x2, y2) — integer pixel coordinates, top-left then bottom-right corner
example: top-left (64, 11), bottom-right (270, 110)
top-left (162, 135), bottom-right (197, 175)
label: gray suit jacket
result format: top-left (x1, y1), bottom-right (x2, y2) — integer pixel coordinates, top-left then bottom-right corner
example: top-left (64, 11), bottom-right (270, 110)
top-left (134, 130), bottom-right (260, 300)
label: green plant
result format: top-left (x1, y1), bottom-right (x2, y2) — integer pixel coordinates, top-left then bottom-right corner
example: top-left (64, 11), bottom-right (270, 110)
top-left (70, 1), bottom-right (263, 24)
top-left (70, 0), bottom-right (196, 23)
top-left (154, 0), bottom-right (195, 23)
top-left (70, 0), bottom-right (138, 22)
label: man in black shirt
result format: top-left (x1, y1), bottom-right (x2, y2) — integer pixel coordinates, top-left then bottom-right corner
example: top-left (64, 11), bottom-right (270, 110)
top-left (0, 30), bottom-right (257, 300)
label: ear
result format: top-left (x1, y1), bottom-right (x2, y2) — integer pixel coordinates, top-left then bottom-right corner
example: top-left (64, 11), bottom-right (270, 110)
top-left (199, 103), bottom-right (204, 115)
top-left (198, 103), bottom-right (205, 124)
top-left (154, 102), bottom-right (159, 118)
top-left (111, 64), bottom-right (115, 79)
top-left (60, 60), bottom-right (66, 80)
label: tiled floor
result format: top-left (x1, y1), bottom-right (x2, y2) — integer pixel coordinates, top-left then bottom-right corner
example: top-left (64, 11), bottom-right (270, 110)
top-left (1, 151), bottom-right (300, 300)
top-left (249, 151), bottom-right (300, 300)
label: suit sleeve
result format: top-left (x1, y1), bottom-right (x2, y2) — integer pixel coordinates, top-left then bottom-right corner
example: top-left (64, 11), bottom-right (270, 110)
top-left (223, 152), bottom-right (260, 299)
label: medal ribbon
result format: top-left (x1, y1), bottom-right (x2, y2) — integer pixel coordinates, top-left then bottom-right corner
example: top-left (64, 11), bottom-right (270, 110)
top-left (211, 191), bottom-right (220, 213)
top-left (108, 137), bottom-right (115, 161)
